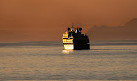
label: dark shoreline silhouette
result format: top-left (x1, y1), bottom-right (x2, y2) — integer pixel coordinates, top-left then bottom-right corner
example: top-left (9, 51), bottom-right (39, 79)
top-left (88, 18), bottom-right (137, 41)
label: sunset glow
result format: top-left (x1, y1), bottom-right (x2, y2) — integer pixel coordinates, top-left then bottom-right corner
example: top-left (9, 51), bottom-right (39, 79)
top-left (0, 0), bottom-right (137, 41)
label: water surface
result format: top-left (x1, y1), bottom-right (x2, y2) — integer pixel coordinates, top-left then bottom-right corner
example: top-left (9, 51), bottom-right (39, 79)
top-left (0, 41), bottom-right (137, 80)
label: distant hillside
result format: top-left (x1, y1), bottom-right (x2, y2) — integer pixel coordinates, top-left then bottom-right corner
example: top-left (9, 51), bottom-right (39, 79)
top-left (0, 30), bottom-right (27, 42)
top-left (88, 18), bottom-right (137, 41)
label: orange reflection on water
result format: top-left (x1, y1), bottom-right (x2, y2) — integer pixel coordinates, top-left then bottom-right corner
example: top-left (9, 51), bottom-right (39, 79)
top-left (62, 50), bottom-right (74, 54)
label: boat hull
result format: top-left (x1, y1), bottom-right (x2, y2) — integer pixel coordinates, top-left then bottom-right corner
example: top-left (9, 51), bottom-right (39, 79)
top-left (64, 44), bottom-right (74, 50)
top-left (63, 43), bottom-right (90, 50)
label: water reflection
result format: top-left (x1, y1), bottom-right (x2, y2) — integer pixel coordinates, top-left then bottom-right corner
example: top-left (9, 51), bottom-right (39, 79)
top-left (62, 50), bottom-right (74, 54)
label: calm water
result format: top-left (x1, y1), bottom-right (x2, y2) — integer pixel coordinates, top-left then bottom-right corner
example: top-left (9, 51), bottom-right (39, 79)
top-left (0, 41), bottom-right (137, 80)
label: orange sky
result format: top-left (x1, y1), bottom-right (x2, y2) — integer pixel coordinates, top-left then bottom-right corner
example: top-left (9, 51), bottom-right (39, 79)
top-left (0, 0), bottom-right (137, 41)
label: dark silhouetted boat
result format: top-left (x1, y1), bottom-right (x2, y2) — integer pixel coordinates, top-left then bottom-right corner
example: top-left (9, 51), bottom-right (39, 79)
top-left (62, 25), bottom-right (90, 50)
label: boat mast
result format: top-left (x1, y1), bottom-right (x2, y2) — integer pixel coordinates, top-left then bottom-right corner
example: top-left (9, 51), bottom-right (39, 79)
top-left (71, 23), bottom-right (74, 31)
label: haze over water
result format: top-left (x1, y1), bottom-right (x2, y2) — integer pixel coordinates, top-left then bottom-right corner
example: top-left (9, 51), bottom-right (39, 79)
top-left (0, 41), bottom-right (137, 80)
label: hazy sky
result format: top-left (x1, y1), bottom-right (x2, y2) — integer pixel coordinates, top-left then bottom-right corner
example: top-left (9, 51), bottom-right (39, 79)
top-left (0, 0), bottom-right (137, 41)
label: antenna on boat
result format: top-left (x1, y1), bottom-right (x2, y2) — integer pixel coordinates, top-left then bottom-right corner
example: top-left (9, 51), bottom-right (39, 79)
top-left (71, 23), bottom-right (74, 31)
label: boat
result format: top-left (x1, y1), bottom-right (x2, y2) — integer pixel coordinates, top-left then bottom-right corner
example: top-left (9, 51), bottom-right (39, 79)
top-left (62, 25), bottom-right (90, 50)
